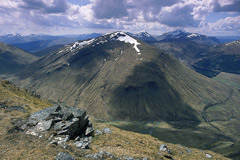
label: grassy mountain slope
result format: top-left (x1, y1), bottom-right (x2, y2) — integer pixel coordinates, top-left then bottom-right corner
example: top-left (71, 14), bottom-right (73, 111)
top-left (14, 32), bottom-right (240, 123)
top-left (0, 42), bottom-right (38, 75)
top-left (194, 40), bottom-right (240, 75)
top-left (0, 80), bottom-right (229, 160)
top-left (9, 32), bottom-right (240, 159)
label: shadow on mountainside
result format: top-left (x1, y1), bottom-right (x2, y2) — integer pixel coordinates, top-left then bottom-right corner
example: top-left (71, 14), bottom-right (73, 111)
top-left (108, 60), bottom-right (201, 128)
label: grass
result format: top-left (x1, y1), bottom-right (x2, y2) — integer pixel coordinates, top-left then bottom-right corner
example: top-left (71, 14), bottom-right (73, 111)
top-left (213, 72), bottom-right (240, 89)
top-left (0, 80), bottom-right (51, 112)
top-left (104, 120), bottom-right (240, 159)
top-left (0, 79), bottom-right (229, 159)
top-left (0, 110), bottom-right (229, 160)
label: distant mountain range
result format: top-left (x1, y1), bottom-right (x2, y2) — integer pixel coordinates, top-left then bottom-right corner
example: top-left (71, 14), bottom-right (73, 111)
top-left (13, 31), bottom-right (238, 123)
top-left (1, 31), bottom-right (240, 159)
top-left (127, 31), bottom-right (157, 42)
top-left (0, 33), bottom-right (102, 54)
top-left (0, 30), bottom-right (228, 54)
top-left (193, 40), bottom-right (240, 76)
top-left (2, 30), bottom-right (238, 55)
top-left (156, 29), bottom-right (220, 45)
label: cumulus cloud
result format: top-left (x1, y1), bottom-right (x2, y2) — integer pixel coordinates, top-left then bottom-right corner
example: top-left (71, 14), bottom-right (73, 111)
top-left (209, 16), bottom-right (240, 31)
top-left (212, 0), bottom-right (240, 12)
top-left (92, 0), bottom-right (128, 19)
top-left (19, 0), bottom-right (70, 14)
top-left (159, 3), bottom-right (200, 27)
top-left (0, 0), bottom-right (239, 35)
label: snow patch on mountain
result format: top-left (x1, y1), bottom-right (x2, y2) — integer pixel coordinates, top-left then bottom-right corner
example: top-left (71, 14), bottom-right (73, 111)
top-left (108, 32), bottom-right (141, 53)
top-left (225, 40), bottom-right (240, 46)
top-left (70, 38), bottom-right (95, 51)
top-left (187, 33), bottom-right (199, 38)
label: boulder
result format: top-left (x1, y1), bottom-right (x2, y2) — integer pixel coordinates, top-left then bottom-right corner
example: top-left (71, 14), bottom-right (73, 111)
top-left (206, 154), bottom-right (212, 159)
top-left (56, 152), bottom-right (75, 160)
top-left (22, 105), bottom-right (94, 148)
top-left (103, 128), bottom-right (112, 134)
top-left (159, 144), bottom-right (171, 154)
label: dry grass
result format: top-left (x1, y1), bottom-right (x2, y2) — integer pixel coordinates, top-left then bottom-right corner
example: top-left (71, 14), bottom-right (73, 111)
top-left (0, 80), bottom-right (230, 159)
top-left (0, 80), bottom-right (51, 112)
top-left (0, 109), bottom-right (229, 160)
top-left (90, 121), bottom-right (229, 160)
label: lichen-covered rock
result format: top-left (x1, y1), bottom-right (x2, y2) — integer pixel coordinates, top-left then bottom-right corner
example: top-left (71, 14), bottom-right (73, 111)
top-left (22, 105), bottom-right (94, 147)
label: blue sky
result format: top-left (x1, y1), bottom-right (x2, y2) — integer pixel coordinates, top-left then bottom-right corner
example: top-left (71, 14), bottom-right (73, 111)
top-left (0, 0), bottom-right (239, 36)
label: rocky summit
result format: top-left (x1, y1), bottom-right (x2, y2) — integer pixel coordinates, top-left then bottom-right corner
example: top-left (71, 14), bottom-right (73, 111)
top-left (21, 105), bottom-right (94, 148)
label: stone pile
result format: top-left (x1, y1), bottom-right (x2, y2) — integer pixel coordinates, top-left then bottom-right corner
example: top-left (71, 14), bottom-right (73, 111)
top-left (21, 105), bottom-right (94, 148)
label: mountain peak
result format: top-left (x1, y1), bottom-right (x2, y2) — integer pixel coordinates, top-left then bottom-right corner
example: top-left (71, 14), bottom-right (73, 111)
top-left (136, 30), bottom-right (151, 37)
top-left (66, 31), bottom-right (141, 55)
top-left (164, 29), bottom-right (188, 36)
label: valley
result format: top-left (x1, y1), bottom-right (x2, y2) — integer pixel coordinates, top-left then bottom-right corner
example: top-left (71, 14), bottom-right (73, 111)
top-left (0, 31), bottom-right (240, 160)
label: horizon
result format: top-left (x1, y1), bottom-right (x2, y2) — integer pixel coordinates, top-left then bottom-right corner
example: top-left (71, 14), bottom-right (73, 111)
top-left (0, 0), bottom-right (240, 36)
top-left (1, 29), bottom-right (240, 38)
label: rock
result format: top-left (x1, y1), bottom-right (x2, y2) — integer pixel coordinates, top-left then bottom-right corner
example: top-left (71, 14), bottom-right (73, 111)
top-left (95, 129), bottom-right (103, 135)
top-left (62, 112), bottom-right (74, 120)
top-left (30, 105), bottom-right (60, 121)
top-left (22, 105), bottom-right (94, 148)
top-left (159, 144), bottom-right (171, 154)
top-left (56, 152), bottom-right (75, 160)
top-left (85, 127), bottom-right (94, 136)
top-left (121, 155), bottom-right (134, 160)
top-left (73, 141), bottom-right (89, 149)
top-left (0, 103), bottom-right (27, 113)
top-left (186, 147), bottom-right (191, 154)
top-left (159, 144), bottom-right (168, 152)
top-left (85, 151), bottom-right (114, 159)
top-left (103, 128), bottom-right (112, 134)
top-left (163, 155), bottom-right (174, 160)
top-left (206, 154), bottom-right (212, 159)
top-left (34, 119), bottom-right (53, 132)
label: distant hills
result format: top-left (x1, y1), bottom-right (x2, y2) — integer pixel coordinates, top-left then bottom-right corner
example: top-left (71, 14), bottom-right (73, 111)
top-left (2, 30), bottom-right (238, 56)
top-left (193, 40), bottom-right (240, 76)
top-left (128, 31), bottom-right (157, 42)
top-left (13, 32), bottom-right (239, 123)
top-left (1, 31), bottom-right (240, 159)
top-left (153, 39), bottom-right (240, 77)
top-left (0, 33), bottom-right (102, 53)
top-left (0, 42), bottom-right (37, 75)
top-left (156, 29), bottom-right (220, 45)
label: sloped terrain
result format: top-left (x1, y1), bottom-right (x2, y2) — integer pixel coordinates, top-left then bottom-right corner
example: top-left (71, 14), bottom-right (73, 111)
top-left (194, 40), bottom-right (240, 76)
top-left (6, 32), bottom-right (240, 159)
top-left (0, 42), bottom-right (38, 76)
top-left (15, 32), bottom-right (239, 122)
top-left (156, 29), bottom-right (219, 45)
top-left (0, 80), bottom-right (228, 160)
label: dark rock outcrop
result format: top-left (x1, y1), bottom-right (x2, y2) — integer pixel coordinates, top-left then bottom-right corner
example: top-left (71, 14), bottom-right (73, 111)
top-left (21, 105), bottom-right (94, 148)
top-left (0, 102), bottom-right (27, 113)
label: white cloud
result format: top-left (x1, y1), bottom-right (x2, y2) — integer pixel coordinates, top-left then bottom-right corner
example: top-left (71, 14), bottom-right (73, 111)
top-left (0, 0), bottom-right (239, 35)
top-left (209, 16), bottom-right (240, 31)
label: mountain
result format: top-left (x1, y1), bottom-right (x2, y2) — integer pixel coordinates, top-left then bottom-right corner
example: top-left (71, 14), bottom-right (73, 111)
top-left (0, 34), bottom-right (60, 44)
top-left (15, 32), bottom-right (240, 122)
top-left (31, 44), bottom-right (65, 57)
top-left (128, 31), bottom-right (157, 42)
top-left (215, 36), bottom-right (240, 43)
top-left (0, 80), bottom-right (228, 160)
top-left (11, 32), bottom-right (240, 159)
top-left (156, 29), bottom-right (219, 45)
top-left (193, 40), bottom-right (240, 76)
top-left (0, 42), bottom-right (38, 76)
top-left (152, 41), bottom-right (210, 65)
top-left (1, 33), bottom-right (102, 53)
